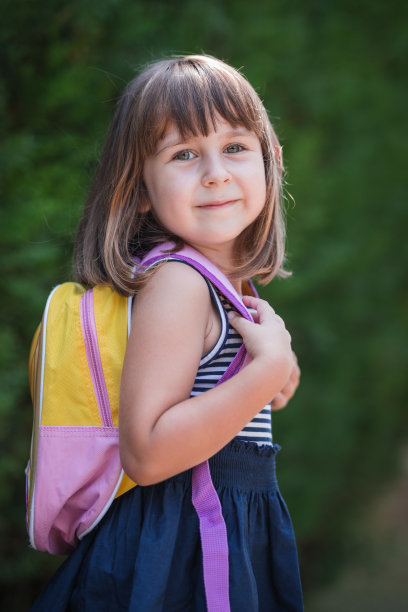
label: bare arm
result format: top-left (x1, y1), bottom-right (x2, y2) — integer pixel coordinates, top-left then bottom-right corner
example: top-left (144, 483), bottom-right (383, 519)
top-left (119, 263), bottom-right (294, 485)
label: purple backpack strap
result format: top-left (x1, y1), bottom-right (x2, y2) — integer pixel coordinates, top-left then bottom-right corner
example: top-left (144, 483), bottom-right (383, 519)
top-left (80, 289), bottom-right (114, 428)
top-left (141, 243), bottom-right (254, 612)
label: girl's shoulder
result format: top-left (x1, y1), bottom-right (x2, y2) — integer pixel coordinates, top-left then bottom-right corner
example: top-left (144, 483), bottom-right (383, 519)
top-left (141, 258), bottom-right (212, 300)
top-left (134, 259), bottom-right (213, 327)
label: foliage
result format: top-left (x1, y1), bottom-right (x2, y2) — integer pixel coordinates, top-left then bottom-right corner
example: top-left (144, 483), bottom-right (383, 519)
top-left (1, 0), bottom-right (407, 607)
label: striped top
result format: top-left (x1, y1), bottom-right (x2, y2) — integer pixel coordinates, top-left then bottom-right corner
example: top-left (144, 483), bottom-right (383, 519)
top-left (190, 284), bottom-right (273, 446)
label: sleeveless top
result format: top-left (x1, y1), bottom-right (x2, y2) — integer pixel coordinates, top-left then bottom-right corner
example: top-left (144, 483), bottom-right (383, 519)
top-left (190, 283), bottom-right (273, 446)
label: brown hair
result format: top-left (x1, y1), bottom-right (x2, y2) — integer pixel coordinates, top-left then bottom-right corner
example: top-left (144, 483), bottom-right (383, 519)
top-left (75, 54), bottom-right (289, 295)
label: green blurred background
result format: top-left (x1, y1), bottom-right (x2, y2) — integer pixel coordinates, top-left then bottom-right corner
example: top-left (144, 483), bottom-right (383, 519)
top-left (1, 0), bottom-right (407, 609)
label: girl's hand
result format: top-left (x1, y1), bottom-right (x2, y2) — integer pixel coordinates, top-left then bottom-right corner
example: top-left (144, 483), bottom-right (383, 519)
top-left (227, 295), bottom-right (294, 395)
top-left (270, 352), bottom-right (300, 411)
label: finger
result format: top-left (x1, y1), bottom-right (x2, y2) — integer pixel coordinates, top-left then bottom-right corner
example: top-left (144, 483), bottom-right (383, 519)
top-left (280, 376), bottom-right (295, 397)
top-left (274, 315), bottom-right (286, 329)
top-left (242, 295), bottom-right (272, 311)
top-left (242, 296), bottom-right (276, 325)
top-left (270, 393), bottom-right (288, 411)
top-left (275, 364), bottom-right (299, 396)
top-left (242, 297), bottom-right (289, 337)
top-left (290, 360), bottom-right (300, 379)
top-left (289, 359), bottom-right (300, 386)
top-left (248, 308), bottom-right (260, 324)
top-left (226, 310), bottom-right (253, 333)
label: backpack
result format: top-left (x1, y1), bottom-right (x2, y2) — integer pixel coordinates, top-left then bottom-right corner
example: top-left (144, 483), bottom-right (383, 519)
top-left (26, 242), bottom-right (253, 606)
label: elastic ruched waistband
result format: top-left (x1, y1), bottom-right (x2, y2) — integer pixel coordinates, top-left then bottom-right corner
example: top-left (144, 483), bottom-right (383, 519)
top-left (207, 439), bottom-right (280, 492)
top-left (166, 439), bottom-right (280, 492)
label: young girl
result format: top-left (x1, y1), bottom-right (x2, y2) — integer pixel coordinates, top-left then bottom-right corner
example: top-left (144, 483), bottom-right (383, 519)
top-left (31, 55), bottom-right (303, 611)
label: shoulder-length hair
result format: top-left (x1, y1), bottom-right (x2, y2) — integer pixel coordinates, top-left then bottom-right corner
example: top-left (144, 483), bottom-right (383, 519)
top-left (75, 54), bottom-right (290, 295)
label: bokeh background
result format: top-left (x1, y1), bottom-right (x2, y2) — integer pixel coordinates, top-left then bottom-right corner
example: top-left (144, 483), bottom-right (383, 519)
top-left (1, 1), bottom-right (407, 609)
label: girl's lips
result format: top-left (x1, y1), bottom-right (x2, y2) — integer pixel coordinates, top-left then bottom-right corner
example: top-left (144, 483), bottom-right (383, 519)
top-left (198, 199), bottom-right (238, 208)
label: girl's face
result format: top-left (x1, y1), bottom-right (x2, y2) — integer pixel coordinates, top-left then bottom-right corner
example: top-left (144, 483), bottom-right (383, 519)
top-left (143, 116), bottom-right (266, 265)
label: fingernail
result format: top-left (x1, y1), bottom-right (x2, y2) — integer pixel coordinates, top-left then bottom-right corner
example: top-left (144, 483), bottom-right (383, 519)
top-left (227, 310), bottom-right (236, 320)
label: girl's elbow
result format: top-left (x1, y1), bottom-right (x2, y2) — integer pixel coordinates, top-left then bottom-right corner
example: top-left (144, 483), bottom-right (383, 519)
top-left (120, 448), bottom-right (164, 487)
top-left (129, 465), bottom-right (162, 487)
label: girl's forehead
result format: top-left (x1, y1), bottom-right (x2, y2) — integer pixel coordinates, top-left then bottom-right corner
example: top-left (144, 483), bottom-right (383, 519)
top-left (159, 116), bottom-right (257, 146)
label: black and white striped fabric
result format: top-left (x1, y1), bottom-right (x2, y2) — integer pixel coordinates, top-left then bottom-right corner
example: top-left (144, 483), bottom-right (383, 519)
top-left (190, 284), bottom-right (273, 446)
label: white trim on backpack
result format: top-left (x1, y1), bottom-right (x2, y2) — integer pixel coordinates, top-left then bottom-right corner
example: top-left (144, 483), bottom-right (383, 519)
top-left (29, 284), bottom-right (61, 549)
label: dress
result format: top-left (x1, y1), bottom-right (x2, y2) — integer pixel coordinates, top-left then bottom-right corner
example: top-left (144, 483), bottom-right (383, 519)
top-left (30, 273), bottom-right (303, 612)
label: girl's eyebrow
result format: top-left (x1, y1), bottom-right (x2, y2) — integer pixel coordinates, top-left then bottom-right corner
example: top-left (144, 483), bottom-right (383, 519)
top-left (155, 134), bottom-right (185, 156)
top-left (155, 126), bottom-right (256, 156)
top-left (223, 127), bottom-right (254, 138)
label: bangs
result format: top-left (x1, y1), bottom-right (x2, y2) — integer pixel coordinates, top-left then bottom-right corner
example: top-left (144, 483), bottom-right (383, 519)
top-left (136, 56), bottom-right (267, 156)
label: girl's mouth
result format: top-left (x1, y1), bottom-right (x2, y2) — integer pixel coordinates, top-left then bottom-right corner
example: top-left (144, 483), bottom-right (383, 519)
top-left (198, 199), bottom-right (238, 209)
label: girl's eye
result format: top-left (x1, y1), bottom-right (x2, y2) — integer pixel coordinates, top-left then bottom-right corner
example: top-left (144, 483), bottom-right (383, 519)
top-left (225, 143), bottom-right (244, 154)
top-left (173, 150), bottom-right (195, 161)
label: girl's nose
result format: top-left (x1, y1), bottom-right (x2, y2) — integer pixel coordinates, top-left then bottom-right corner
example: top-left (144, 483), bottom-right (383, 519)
top-left (201, 156), bottom-right (232, 187)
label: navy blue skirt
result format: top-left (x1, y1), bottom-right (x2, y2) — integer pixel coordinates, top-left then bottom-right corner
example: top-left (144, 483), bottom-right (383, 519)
top-left (30, 440), bottom-right (303, 611)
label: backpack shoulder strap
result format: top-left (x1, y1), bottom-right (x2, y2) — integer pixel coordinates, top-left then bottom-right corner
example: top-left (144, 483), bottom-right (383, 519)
top-left (140, 242), bottom-right (255, 322)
